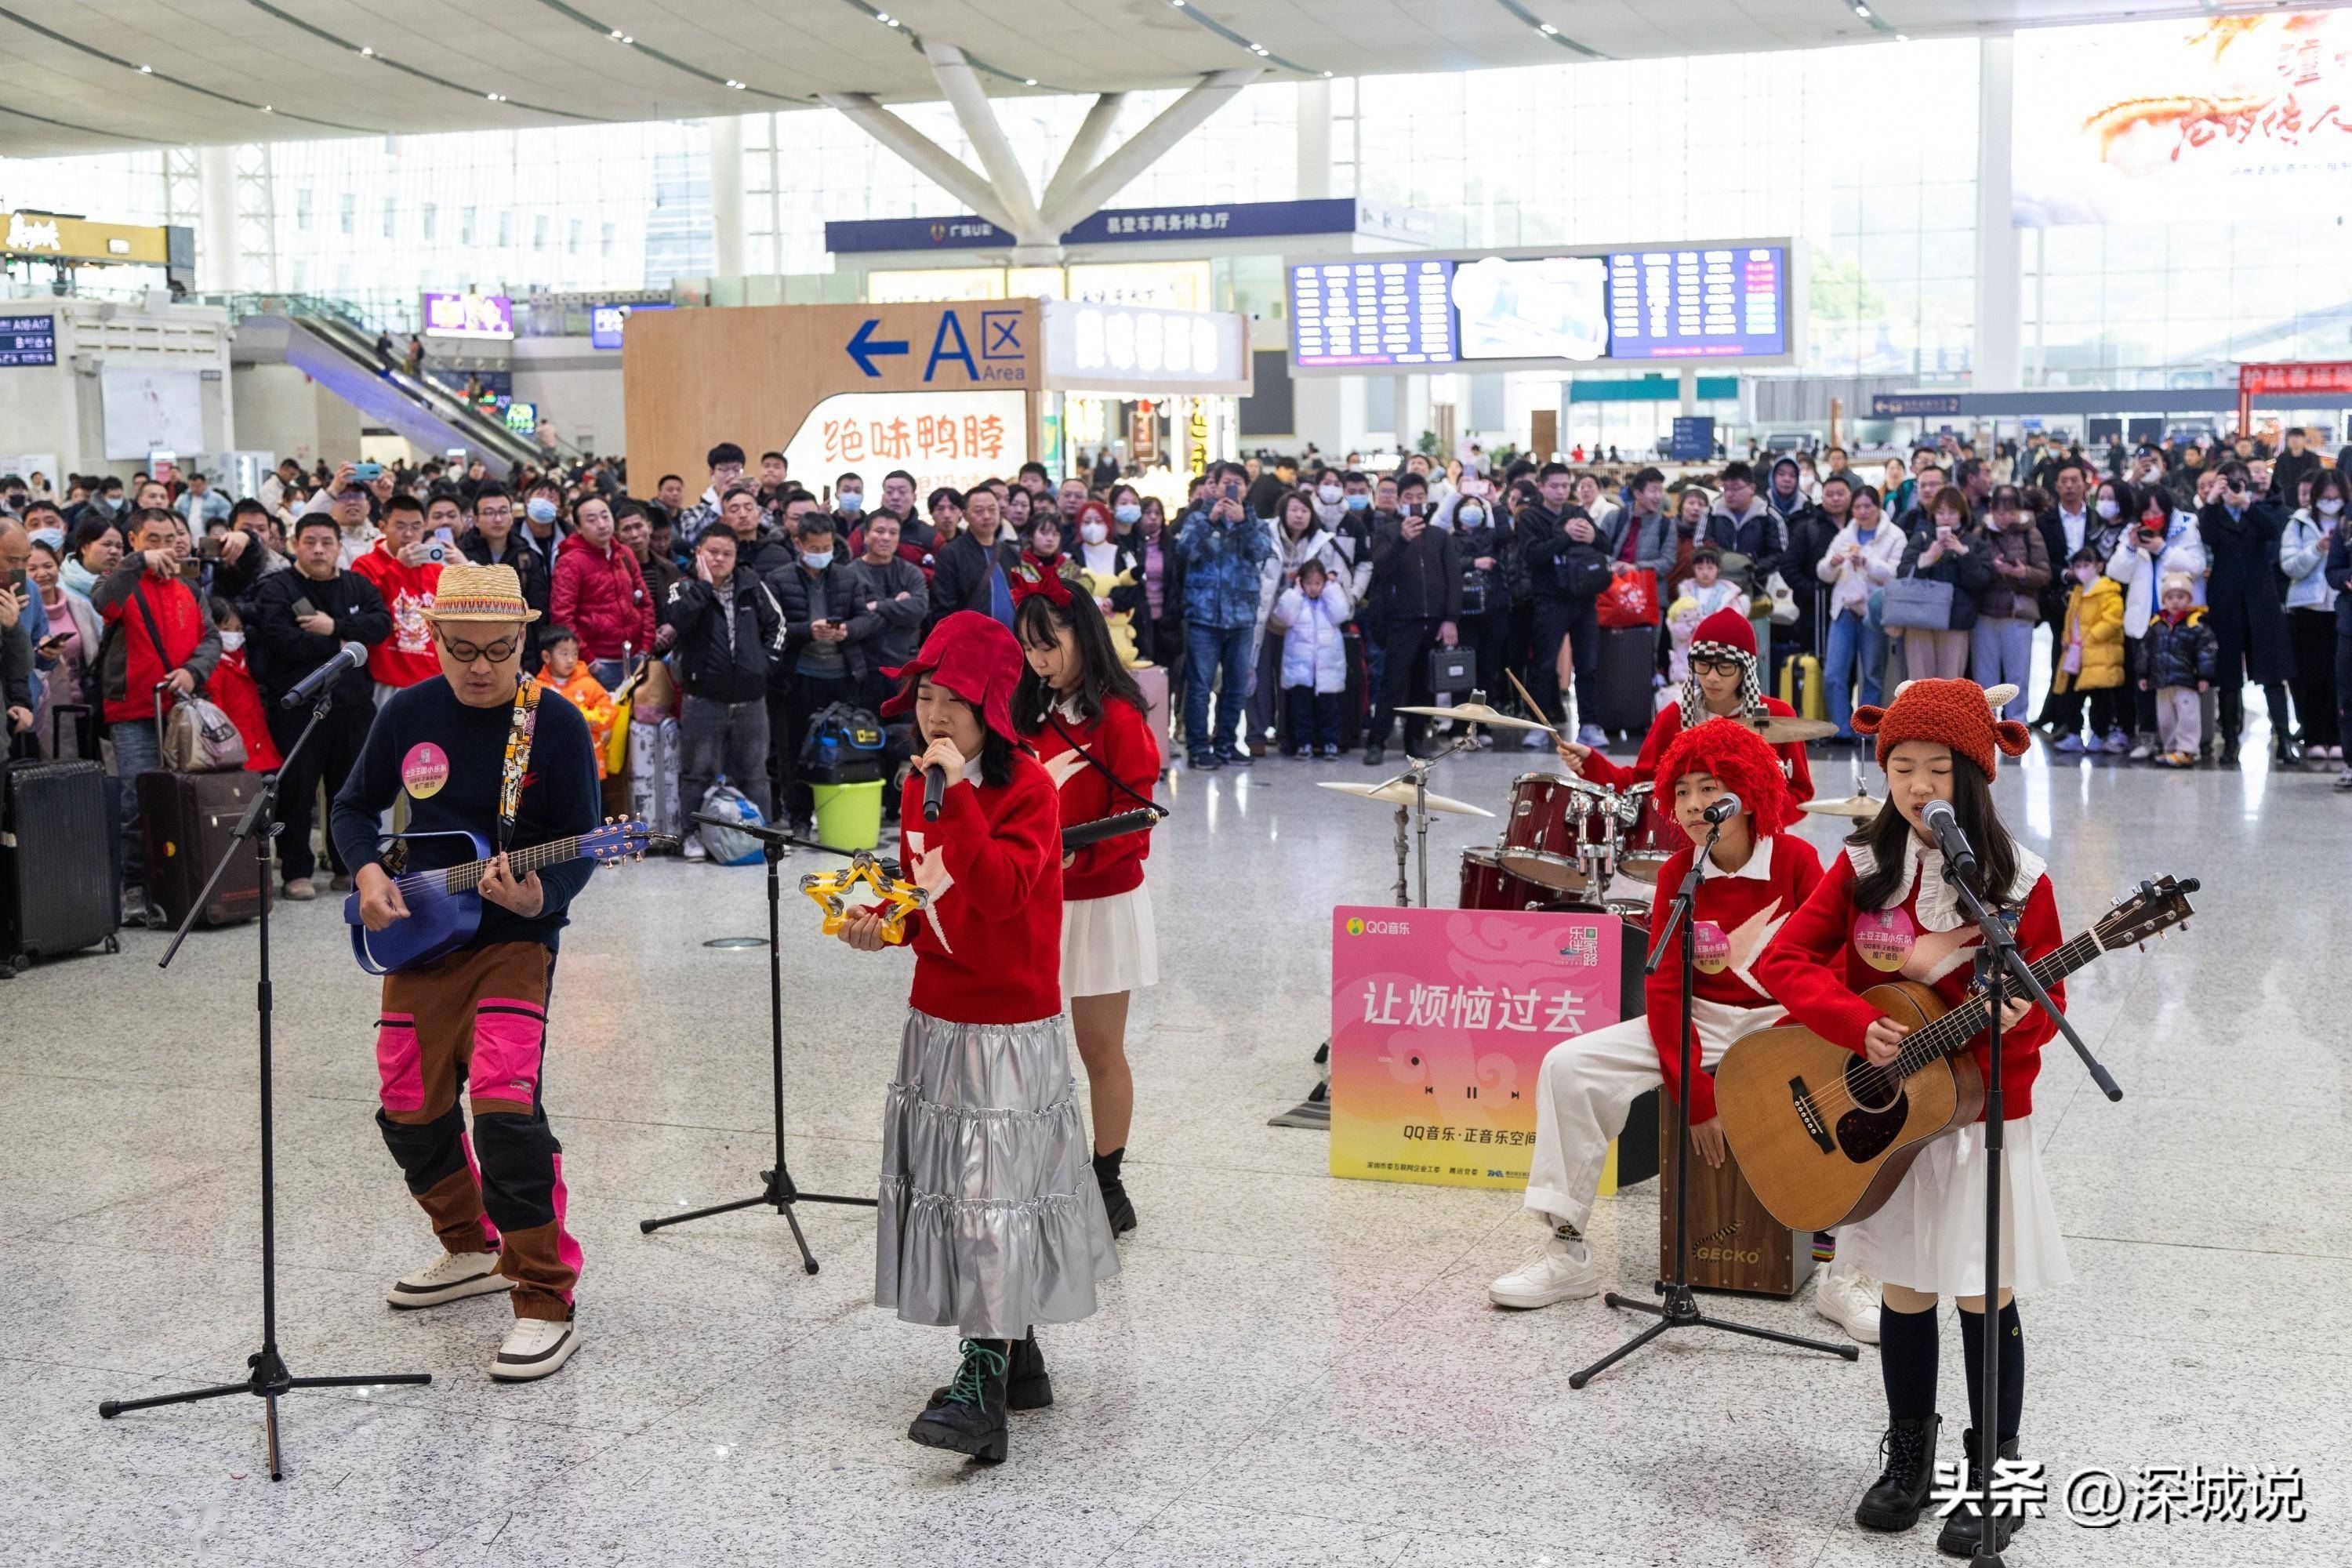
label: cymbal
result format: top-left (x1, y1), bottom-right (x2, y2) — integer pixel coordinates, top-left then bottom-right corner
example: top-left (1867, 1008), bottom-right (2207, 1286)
top-left (1801, 793), bottom-right (1885, 820)
top-left (1316, 780), bottom-right (1495, 818)
top-left (1737, 713), bottom-right (1839, 745)
top-left (1396, 702), bottom-right (1555, 734)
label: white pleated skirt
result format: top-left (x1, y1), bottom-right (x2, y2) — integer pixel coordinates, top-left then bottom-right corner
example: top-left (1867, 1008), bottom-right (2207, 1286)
top-left (1061, 882), bottom-right (1159, 1000)
top-left (1838, 1116), bottom-right (2072, 1298)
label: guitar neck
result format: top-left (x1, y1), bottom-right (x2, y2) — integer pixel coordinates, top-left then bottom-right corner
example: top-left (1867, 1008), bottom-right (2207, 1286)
top-left (433, 835), bottom-right (585, 894)
top-left (1891, 927), bottom-right (2102, 1077)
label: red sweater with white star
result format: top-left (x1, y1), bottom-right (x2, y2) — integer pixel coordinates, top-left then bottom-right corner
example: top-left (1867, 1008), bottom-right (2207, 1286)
top-left (1027, 695), bottom-right (1162, 902)
top-left (1755, 840), bottom-right (2063, 1123)
top-left (1644, 832), bottom-right (1823, 1123)
top-left (347, 542), bottom-right (441, 688)
top-left (1578, 697), bottom-right (1816, 804)
top-left (897, 751), bottom-right (1065, 1025)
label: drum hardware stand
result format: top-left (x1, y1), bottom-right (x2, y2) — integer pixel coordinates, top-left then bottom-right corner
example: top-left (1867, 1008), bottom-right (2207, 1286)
top-left (639, 816), bottom-right (877, 1272)
top-left (1571, 814), bottom-right (1859, 1389)
top-left (100, 682), bottom-right (431, 1479)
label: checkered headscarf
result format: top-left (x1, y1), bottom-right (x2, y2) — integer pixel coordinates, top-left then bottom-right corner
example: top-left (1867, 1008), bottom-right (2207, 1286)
top-left (1679, 608), bottom-right (1762, 729)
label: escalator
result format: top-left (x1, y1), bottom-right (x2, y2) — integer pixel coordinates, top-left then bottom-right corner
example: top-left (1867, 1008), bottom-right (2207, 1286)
top-left (212, 292), bottom-right (579, 475)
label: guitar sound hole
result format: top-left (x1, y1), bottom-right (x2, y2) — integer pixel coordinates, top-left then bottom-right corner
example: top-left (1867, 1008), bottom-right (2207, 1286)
top-left (1846, 1057), bottom-right (1901, 1113)
top-left (1833, 1057), bottom-right (1910, 1164)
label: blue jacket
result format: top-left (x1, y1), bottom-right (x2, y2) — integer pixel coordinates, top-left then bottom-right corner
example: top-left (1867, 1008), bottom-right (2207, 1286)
top-left (1176, 504), bottom-right (1272, 630)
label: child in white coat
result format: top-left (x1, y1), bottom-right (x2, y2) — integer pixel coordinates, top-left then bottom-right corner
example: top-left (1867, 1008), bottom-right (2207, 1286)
top-left (1272, 558), bottom-right (1352, 758)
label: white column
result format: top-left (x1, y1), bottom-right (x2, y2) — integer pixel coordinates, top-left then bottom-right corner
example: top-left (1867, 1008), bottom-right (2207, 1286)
top-left (1973, 35), bottom-right (2022, 390)
top-left (197, 143), bottom-right (238, 294)
top-left (1296, 78), bottom-right (1331, 200)
top-left (707, 115), bottom-right (747, 283)
top-left (1679, 367), bottom-right (1697, 416)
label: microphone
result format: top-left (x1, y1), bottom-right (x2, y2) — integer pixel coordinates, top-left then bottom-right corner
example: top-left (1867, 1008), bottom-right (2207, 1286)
top-left (279, 641), bottom-right (367, 708)
top-left (1701, 793), bottom-right (1742, 825)
top-left (921, 763), bottom-right (948, 822)
top-left (1922, 797), bottom-right (1976, 877)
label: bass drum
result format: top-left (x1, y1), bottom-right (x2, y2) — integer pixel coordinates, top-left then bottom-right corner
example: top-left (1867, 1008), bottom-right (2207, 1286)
top-left (1497, 771), bottom-right (1611, 891)
top-left (1459, 845), bottom-right (1569, 911)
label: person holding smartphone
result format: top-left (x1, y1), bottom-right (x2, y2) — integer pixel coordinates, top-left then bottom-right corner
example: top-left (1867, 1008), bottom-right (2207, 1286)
top-left (1174, 461), bottom-right (1272, 770)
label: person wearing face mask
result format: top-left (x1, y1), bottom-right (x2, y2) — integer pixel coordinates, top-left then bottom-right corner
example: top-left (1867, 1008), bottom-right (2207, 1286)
top-left (2105, 482), bottom-right (2207, 759)
top-left (1450, 484), bottom-right (1512, 726)
top-left (516, 483), bottom-right (566, 573)
top-left (2281, 469), bottom-right (2344, 764)
top-left (766, 512), bottom-right (875, 834)
top-left (829, 469), bottom-right (866, 536)
top-left (1130, 495), bottom-right (1181, 673)
top-left (1073, 499), bottom-right (1142, 622)
top-left (456, 483), bottom-right (551, 670)
top-left (2197, 461), bottom-right (2297, 766)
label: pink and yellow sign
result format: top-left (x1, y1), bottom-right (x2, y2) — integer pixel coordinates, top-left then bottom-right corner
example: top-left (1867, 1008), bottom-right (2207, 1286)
top-left (1329, 906), bottom-right (1623, 1190)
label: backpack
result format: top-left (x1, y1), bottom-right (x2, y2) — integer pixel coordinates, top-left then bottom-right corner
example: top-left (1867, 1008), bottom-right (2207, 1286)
top-left (798, 702), bottom-right (886, 784)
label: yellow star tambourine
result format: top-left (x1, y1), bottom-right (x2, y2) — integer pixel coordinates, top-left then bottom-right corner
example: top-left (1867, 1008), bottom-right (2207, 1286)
top-left (799, 851), bottom-right (928, 946)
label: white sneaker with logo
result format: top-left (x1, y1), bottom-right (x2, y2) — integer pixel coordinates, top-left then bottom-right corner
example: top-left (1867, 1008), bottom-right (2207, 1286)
top-left (1814, 1259), bottom-right (1883, 1344)
top-left (387, 1249), bottom-right (512, 1310)
top-left (1488, 1229), bottom-right (1602, 1309)
top-left (491, 1316), bottom-right (580, 1381)
top-left (681, 836), bottom-right (708, 862)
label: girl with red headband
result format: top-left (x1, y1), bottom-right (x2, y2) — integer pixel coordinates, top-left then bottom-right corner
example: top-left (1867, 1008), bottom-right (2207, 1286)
top-left (1757, 678), bottom-right (2068, 1556)
top-left (1010, 561), bottom-right (1163, 1236)
top-left (837, 609), bottom-right (1121, 1465)
top-left (1490, 720), bottom-right (1824, 1310)
top-left (1555, 606), bottom-right (1817, 804)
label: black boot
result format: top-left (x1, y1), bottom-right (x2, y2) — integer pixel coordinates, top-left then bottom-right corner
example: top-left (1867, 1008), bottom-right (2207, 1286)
top-left (2276, 731), bottom-right (2303, 766)
top-left (2220, 736), bottom-right (2241, 768)
top-left (1005, 1328), bottom-right (1053, 1409)
top-left (1853, 1415), bottom-right (1940, 1532)
top-left (907, 1339), bottom-right (1011, 1462)
top-left (1936, 1428), bottom-right (2024, 1557)
top-left (1092, 1148), bottom-right (1137, 1235)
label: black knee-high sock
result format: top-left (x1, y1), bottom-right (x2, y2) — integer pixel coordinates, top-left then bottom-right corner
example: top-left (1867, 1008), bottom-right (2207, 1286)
top-left (1878, 1303), bottom-right (1939, 1423)
top-left (1958, 1301), bottom-right (2024, 1443)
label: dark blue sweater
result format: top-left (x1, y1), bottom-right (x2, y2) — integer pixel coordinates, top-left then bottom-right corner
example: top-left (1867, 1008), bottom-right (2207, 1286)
top-left (331, 677), bottom-right (600, 952)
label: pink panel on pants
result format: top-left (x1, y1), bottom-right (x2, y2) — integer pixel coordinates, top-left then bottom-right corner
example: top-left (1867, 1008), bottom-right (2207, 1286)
top-left (375, 1013), bottom-right (423, 1113)
top-left (462, 1129), bottom-right (501, 1248)
top-left (469, 1001), bottom-right (546, 1105)
top-left (551, 1152), bottom-right (582, 1305)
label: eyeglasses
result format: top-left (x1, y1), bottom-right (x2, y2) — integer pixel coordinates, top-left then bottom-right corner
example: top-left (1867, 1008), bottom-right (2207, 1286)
top-left (1691, 656), bottom-right (1746, 677)
top-left (436, 632), bottom-right (520, 666)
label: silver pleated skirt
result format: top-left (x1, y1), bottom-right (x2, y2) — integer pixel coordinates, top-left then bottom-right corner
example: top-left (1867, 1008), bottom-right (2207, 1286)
top-left (875, 1007), bottom-right (1121, 1337)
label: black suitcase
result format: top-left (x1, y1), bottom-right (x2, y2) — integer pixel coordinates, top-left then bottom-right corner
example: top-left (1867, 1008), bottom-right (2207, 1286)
top-left (1590, 624), bottom-right (1657, 735)
top-left (2, 707), bottom-right (120, 975)
top-left (138, 768), bottom-right (265, 929)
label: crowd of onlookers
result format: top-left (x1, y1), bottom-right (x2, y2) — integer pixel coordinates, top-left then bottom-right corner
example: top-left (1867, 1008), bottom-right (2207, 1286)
top-left (5, 422), bottom-right (2347, 918)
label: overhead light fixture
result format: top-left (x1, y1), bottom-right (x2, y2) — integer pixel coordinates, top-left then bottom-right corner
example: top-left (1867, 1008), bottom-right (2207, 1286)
top-left (1250, 42), bottom-right (1269, 54)
top-left (1540, 23), bottom-right (1559, 34)
top-left (1171, 1), bottom-right (1185, 8)
top-left (1854, 3), bottom-right (1870, 15)
top-left (359, 46), bottom-right (373, 57)
top-left (1321, 69), bottom-right (1333, 78)
top-left (486, 91), bottom-right (506, 102)
top-left (724, 78), bottom-right (746, 89)
top-left (260, 103), bottom-right (272, 112)
top-left (622, 34), bottom-right (633, 43)
top-left (138, 63), bottom-right (152, 72)
top-left (1896, 32), bottom-right (1910, 41)
top-left (609, 27), bottom-right (622, 38)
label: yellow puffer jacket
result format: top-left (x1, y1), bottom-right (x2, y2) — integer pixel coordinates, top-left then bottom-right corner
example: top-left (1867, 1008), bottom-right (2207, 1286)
top-left (2052, 576), bottom-right (2125, 692)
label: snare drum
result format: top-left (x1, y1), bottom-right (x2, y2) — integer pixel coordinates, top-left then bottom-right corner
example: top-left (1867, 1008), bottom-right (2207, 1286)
top-left (1615, 782), bottom-right (1686, 883)
top-left (1459, 845), bottom-right (1567, 911)
top-left (1498, 771), bottom-right (1610, 891)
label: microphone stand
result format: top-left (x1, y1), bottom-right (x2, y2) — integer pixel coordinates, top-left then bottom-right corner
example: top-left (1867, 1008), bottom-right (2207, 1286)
top-left (1572, 817), bottom-right (1858, 1388)
top-left (101, 682), bottom-right (430, 1479)
top-left (1938, 845), bottom-right (2113, 1567)
top-left (639, 816), bottom-right (877, 1272)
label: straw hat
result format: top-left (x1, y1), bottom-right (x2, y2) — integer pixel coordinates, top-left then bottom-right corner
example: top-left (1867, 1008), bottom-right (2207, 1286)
top-left (422, 562), bottom-right (539, 622)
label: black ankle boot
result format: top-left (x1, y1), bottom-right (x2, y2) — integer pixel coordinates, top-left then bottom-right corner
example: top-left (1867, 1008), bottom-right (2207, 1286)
top-left (1092, 1148), bottom-right (1137, 1235)
top-left (907, 1339), bottom-right (1011, 1461)
top-left (1936, 1428), bottom-right (2024, 1557)
top-left (2276, 732), bottom-right (2303, 765)
top-left (927, 1328), bottom-right (1052, 1411)
top-left (2220, 736), bottom-right (2241, 768)
top-left (1853, 1415), bottom-right (1940, 1531)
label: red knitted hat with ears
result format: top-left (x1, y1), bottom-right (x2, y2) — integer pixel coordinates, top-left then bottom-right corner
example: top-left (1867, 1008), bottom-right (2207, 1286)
top-left (1691, 607), bottom-right (1757, 659)
top-left (1652, 716), bottom-right (1798, 837)
top-left (1852, 677), bottom-right (2031, 779)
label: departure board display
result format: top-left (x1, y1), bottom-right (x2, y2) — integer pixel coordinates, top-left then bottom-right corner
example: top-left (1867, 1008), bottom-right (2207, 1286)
top-left (1288, 258), bottom-right (1457, 367)
top-left (1604, 246), bottom-right (1788, 359)
top-left (0, 314), bottom-right (57, 368)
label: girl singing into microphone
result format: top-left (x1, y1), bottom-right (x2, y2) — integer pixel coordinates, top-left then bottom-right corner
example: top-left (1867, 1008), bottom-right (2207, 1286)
top-left (1757, 678), bottom-right (2069, 1557)
top-left (836, 610), bottom-right (1120, 1465)
top-left (1009, 562), bottom-right (1163, 1235)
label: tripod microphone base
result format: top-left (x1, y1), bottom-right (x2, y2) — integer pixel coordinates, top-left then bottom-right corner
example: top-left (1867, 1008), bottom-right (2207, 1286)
top-left (638, 1167), bottom-right (878, 1276)
top-left (1567, 1283), bottom-right (1857, 1389)
top-left (100, 1344), bottom-right (430, 1480)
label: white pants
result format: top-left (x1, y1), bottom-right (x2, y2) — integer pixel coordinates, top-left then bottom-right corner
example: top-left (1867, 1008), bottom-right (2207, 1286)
top-left (1522, 997), bottom-right (1780, 1233)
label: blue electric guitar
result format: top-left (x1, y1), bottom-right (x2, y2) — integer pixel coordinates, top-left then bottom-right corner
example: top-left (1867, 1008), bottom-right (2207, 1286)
top-left (344, 817), bottom-right (672, 975)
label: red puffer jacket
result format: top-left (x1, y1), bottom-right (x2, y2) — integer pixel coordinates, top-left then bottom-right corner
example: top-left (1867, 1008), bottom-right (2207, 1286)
top-left (550, 532), bottom-right (655, 660)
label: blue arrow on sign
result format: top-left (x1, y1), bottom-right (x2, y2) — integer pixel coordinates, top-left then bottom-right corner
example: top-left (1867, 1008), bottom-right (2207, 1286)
top-left (847, 318), bottom-right (909, 378)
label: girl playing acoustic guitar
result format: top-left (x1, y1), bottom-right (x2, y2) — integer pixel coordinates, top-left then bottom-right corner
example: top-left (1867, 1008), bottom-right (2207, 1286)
top-left (1755, 678), bottom-right (2070, 1558)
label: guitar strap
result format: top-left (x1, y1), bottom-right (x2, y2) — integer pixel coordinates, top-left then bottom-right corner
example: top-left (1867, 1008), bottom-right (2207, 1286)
top-left (497, 677), bottom-right (540, 853)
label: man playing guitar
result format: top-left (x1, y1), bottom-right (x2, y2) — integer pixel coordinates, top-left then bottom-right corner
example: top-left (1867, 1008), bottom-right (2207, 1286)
top-left (330, 564), bottom-right (600, 1381)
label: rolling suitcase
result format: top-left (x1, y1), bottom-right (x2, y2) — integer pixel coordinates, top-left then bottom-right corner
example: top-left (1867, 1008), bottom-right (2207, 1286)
top-left (1590, 624), bottom-right (1657, 735)
top-left (2, 707), bottom-right (120, 975)
top-left (137, 769), bottom-right (265, 928)
top-left (627, 715), bottom-right (682, 850)
top-left (1777, 653), bottom-right (1825, 720)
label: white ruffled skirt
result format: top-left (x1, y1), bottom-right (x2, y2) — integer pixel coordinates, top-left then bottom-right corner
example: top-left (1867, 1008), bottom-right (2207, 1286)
top-left (1838, 1115), bottom-right (2072, 1298)
top-left (1061, 882), bottom-right (1159, 1000)
top-left (875, 1007), bottom-right (1121, 1337)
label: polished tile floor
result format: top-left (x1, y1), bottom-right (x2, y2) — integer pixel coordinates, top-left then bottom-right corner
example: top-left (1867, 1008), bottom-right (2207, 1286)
top-left (4, 710), bottom-right (2346, 1566)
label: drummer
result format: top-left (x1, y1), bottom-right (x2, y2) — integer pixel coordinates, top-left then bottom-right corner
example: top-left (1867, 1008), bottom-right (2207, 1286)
top-left (1555, 608), bottom-right (1817, 805)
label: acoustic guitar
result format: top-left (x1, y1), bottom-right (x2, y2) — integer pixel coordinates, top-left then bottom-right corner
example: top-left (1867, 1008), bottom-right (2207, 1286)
top-left (345, 817), bottom-right (672, 975)
top-left (1714, 875), bottom-right (2196, 1233)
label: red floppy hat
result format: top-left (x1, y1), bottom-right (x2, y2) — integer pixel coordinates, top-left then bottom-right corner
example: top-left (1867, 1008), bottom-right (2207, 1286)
top-left (880, 610), bottom-right (1024, 742)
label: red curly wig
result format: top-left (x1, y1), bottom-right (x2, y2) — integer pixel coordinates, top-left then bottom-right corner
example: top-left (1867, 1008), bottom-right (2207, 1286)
top-left (1650, 716), bottom-right (1799, 837)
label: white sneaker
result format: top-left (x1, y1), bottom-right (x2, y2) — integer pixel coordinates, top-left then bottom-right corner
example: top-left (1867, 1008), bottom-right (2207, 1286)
top-left (1576, 724), bottom-right (1609, 750)
top-left (491, 1316), bottom-right (580, 1381)
top-left (387, 1249), bottom-right (512, 1310)
top-left (1519, 727), bottom-right (1552, 750)
top-left (681, 836), bottom-right (708, 862)
top-left (1814, 1260), bottom-right (1882, 1344)
top-left (1488, 1229), bottom-right (1602, 1309)
top-left (2128, 741), bottom-right (2155, 761)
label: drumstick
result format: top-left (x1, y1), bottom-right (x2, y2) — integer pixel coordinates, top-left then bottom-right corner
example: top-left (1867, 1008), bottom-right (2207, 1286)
top-left (1503, 669), bottom-right (1563, 740)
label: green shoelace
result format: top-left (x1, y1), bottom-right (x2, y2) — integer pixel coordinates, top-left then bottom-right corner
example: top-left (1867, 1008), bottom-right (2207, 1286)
top-left (946, 1340), bottom-right (1010, 1410)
